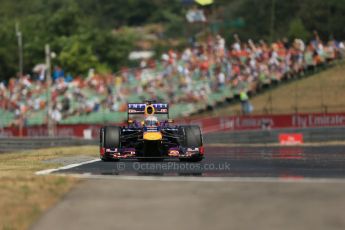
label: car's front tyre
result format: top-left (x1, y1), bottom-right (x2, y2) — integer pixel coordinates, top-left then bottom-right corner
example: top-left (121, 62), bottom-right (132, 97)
top-left (100, 126), bottom-right (121, 162)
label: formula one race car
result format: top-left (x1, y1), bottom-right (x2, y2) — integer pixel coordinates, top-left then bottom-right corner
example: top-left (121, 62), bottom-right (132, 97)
top-left (99, 101), bottom-right (204, 162)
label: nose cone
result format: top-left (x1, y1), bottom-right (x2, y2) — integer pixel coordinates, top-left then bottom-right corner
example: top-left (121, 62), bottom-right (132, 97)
top-left (143, 132), bottom-right (162, 141)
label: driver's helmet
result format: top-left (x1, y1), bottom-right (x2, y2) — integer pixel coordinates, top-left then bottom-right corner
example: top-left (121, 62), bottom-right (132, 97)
top-left (144, 116), bottom-right (159, 126)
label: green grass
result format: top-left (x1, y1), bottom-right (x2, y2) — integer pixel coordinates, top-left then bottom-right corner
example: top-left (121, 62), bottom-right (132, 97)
top-left (0, 146), bottom-right (98, 230)
top-left (204, 63), bottom-right (345, 117)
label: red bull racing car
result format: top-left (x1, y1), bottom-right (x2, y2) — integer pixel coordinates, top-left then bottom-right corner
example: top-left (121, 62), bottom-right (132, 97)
top-left (100, 101), bottom-right (204, 162)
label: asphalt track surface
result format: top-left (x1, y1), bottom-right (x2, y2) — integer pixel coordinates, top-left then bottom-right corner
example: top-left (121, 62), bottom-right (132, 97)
top-left (32, 145), bottom-right (345, 230)
top-left (56, 145), bottom-right (345, 178)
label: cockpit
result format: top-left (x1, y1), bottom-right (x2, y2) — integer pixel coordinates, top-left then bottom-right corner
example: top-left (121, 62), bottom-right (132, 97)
top-left (144, 116), bottom-right (159, 126)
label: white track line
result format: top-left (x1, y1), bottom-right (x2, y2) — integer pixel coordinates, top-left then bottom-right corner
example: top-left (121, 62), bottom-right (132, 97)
top-left (57, 173), bottom-right (345, 184)
top-left (35, 159), bottom-right (100, 175)
top-left (35, 159), bottom-right (345, 184)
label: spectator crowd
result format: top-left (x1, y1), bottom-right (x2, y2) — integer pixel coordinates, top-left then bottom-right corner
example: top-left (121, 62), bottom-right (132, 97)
top-left (1, 32), bottom-right (345, 126)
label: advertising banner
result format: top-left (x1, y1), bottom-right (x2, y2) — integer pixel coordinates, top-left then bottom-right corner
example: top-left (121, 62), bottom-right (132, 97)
top-left (1, 112), bottom-right (345, 137)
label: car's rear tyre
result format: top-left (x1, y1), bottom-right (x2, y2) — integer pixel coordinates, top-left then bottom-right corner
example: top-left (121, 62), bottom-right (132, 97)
top-left (178, 125), bottom-right (203, 162)
top-left (100, 126), bottom-right (121, 162)
top-left (179, 125), bottom-right (203, 147)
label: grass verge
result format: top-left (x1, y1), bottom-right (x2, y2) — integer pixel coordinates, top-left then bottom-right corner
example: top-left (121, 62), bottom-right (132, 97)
top-left (0, 146), bottom-right (98, 230)
top-left (208, 62), bottom-right (345, 116)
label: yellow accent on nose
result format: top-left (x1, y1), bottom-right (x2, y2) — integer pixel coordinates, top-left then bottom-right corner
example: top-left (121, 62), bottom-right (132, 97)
top-left (143, 132), bottom-right (162, 141)
top-left (145, 105), bottom-right (155, 115)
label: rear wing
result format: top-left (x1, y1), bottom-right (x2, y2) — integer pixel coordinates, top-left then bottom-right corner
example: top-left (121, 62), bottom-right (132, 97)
top-left (127, 103), bottom-right (169, 117)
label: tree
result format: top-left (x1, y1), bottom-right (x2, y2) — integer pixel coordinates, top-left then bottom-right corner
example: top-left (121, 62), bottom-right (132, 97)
top-left (1, 0), bottom-right (345, 81)
top-left (288, 18), bottom-right (310, 41)
top-left (58, 35), bottom-right (99, 75)
top-left (90, 29), bottom-right (137, 72)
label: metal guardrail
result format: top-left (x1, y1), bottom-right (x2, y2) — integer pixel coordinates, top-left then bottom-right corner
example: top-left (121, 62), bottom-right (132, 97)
top-left (1, 126), bottom-right (345, 153)
top-left (0, 137), bottom-right (97, 153)
top-left (204, 127), bottom-right (345, 144)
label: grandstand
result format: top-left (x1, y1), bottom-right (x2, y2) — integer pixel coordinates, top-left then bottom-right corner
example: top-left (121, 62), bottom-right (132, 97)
top-left (0, 34), bottom-right (344, 127)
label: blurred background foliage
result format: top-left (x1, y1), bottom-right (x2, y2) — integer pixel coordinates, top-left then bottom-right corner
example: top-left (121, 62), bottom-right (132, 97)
top-left (0, 0), bottom-right (345, 80)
